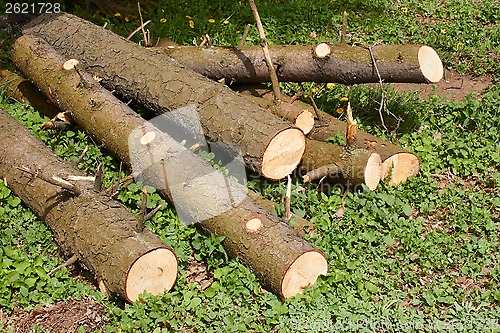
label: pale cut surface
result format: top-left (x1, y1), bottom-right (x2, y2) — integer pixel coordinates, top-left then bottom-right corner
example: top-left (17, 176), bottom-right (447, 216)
top-left (126, 248), bottom-right (178, 302)
top-left (246, 217), bottom-right (263, 232)
top-left (295, 110), bottom-right (314, 135)
top-left (381, 153), bottom-right (420, 185)
top-left (261, 128), bottom-right (306, 180)
top-left (364, 153), bottom-right (382, 191)
top-left (314, 42), bottom-right (331, 58)
top-left (281, 251), bottom-right (328, 299)
top-left (418, 45), bottom-right (444, 83)
top-left (140, 131), bottom-right (157, 145)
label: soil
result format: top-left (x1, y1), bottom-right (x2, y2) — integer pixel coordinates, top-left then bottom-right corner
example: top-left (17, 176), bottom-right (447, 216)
top-left (5, 298), bottom-right (108, 333)
top-left (388, 68), bottom-right (495, 102)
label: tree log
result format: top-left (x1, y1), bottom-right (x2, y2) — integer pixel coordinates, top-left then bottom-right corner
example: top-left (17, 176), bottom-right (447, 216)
top-left (236, 86), bottom-right (420, 185)
top-left (23, 13), bottom-right (306, 181)
top-left (0, 69), bottom-right (60, 119)
top-left (12, 34), bottom-right (328, 299)
top-left (152, 43), bottom-right (443, 84)
top-left (0, 108), bottom-right (178, 302)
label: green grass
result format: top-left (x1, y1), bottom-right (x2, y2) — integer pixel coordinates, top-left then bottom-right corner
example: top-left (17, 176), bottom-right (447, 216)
top-left (1, 0), bottom-right (500, 332)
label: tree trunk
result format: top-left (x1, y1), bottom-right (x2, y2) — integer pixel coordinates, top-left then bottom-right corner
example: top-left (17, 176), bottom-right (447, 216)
top-left (0, 108), bottom-right (178, 303)
top-left (23, 13), bottom-right (305, 181)
top-left (12, 34), bottom-right (328, 299)
top-left (153, 43), bottom-right (443, 84)
top-left (236, 86), bottom-right (420, 185)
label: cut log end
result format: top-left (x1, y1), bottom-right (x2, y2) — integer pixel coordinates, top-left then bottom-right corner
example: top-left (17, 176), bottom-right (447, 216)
top-left (125, 248), bottom-right (178, 302)
top-left (245, 217), bottom-right (263, 233)
top-left (314, 42), bottom-right (331, 59)
top-left (381, 152), bottom-right (420, 186)
top-left (140, 130), bottom-right (157, 145)
top-left (62, 58), bottom-right (80, 71)
top-left (294, 110), bottom-right (314, 135)
top-left (364, 153), bottom-right (382, 191)
top-left (418, 46), bottom-right (443, 83)
top-left (281, 250), bottom-right (328, 299)
top-left (261, 128), bottom-right (306, 180)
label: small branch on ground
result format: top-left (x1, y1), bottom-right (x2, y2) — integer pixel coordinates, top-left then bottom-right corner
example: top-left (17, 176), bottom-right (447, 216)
top-left (240, 23), bottom-right (251, 46)
top-left (248, 0), bottom-right (282, 101)
top-left (126, 19), bottom-right (151, 40)
top-left (137, 2), bottom-right (150, 46)
top-left (93, 163), bottom-right (103, 192)
top-left (73, 145), bottom-right (89, 167)
top-left (48, 254), bottom-right (78, 275)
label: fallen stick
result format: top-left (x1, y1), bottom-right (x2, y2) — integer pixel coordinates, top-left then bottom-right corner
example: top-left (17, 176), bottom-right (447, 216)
top-left (152, 43), bottom-right (443, 84)
top-left (236, 86), bottom-right (420, 185)
top-left (0, 108), bottom-right (178, 302)
top-left (24, 13), bottom-right (306, 181)
top-left (13, 34), bottom-right (327, 299)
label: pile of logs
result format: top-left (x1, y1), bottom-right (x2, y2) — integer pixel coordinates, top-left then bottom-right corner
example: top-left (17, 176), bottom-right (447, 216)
top-left (0, 12), bottom-right (443, 301)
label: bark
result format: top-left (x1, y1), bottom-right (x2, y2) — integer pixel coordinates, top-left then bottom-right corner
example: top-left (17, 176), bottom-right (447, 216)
top-left (23, 13), bottom-right (306, 181)
top-left (12, 34), bottom-right (328, 299)
top-left (0, 108), bottom-right (177, 303)
top-left (0, 69), bottom-right (60, 119)
top-left (236, 86), bottom-right (420, 185)
top-left (152, 43), bottom-right (443, 84)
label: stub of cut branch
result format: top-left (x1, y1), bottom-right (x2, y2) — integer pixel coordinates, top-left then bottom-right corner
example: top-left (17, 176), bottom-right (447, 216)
top-left (62, 58), bottom-right (80, 71)
top-left (345, 102), bottom-right (357, 146)
top-left (303, 163), bottom-right (340, 183)
top-left (314, 42), bottom-right (332, 59)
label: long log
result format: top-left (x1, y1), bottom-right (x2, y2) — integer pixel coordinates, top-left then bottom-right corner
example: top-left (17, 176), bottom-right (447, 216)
top-left (12, 34), bottom-right (328, 299)
top-left (23, 13), bottom-right (306, 181)
top-left (0, 108), bottom-right (178, 303)
top-left (236, 86), bottom-right (420, 185)
top-left (153, 42), bottom-right (443, 84)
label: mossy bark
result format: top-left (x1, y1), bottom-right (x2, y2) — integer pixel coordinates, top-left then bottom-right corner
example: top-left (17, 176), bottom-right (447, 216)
top-left (12, 34), bottom-right (327, 299)
top-left (23, 13), bottom-right (305, 180)
top-left (153, 43), bottom-right (442, 84)
top-left (0, 108), bottom-right (177, 302)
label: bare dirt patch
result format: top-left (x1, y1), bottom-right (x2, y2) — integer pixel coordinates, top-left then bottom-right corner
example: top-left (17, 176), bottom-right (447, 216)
top-left (6, 298), bottom-right (108, 333)
top-left (388, 69), bottom-right (495, 102)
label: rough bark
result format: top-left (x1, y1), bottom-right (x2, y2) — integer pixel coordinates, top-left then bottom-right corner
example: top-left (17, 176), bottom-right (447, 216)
top-left (23, 13), bottom-right (306, 181)
top-left (12, 34), bottom-right (327, 299)
top-left (152, 43), bottom-right (443, 84)
top-left (236, 86), bottom-right (420, 185)
top-left (0, 108), bottom-right (177, 303)
top-left (0, 69), bottom-right (60, 119)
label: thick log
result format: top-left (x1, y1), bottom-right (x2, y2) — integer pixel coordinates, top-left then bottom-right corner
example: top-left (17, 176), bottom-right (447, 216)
top-left (152, 43), bottom-right (443, 84)
top-left (23, 13), bottom-right (306, 181)
top-left (12, 34), bottom-right (327, 299)
top-left (0, 108), bottom-right (177, 302)
top-left (236, 86), bottom-right (420, 185)
top-left (0, 69), bottom-right (60, 119)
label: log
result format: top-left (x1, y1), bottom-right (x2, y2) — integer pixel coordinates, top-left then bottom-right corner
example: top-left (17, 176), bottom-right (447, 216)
top-left (0, 108), bottom-right (178, 303)
top-left (12, 34), bottom-right (328, 299)
top-left (23, 13), bottom-right (306, 181)
top-left (0, 69), bottom-right (60, 119)
top-left (236, 86), bottom-right (420, 185)
top-left (152, 43), bottom-right (443, 84)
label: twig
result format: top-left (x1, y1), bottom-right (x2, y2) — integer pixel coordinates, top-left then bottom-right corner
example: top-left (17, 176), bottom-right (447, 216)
top-left (340, 11), bottom-right (348, 43)
top-left (17, 166), bottom-right (81, 195)
top-left (303, 164), bottom-right (340, 183)
top-left (48, 254), bottom-right (78, 275)
top-left (137, 2), bottom-right (150, 46)
top-left (136, 187), bottom-right (148, 232)
top-left (345, 102), bottom-right (357, 147)
top-left (126, 19), bottom-right (151, 40)
top-left (289, 91), bottom-right (303, 104)
top-left (308, 95), bottom-right (322, 121)
top-left (248, 0), bottom-right (282, 101)
top-left (284, 175), bottom-right (291, 222)
top-left (73, 145), bottom-right (89, 167)
top-left (240, 23), bottom-right (251, 46)
top-left (93, 163), bottom-right (103, 192)
top-left (144, 204), bottom-right (163, 222)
